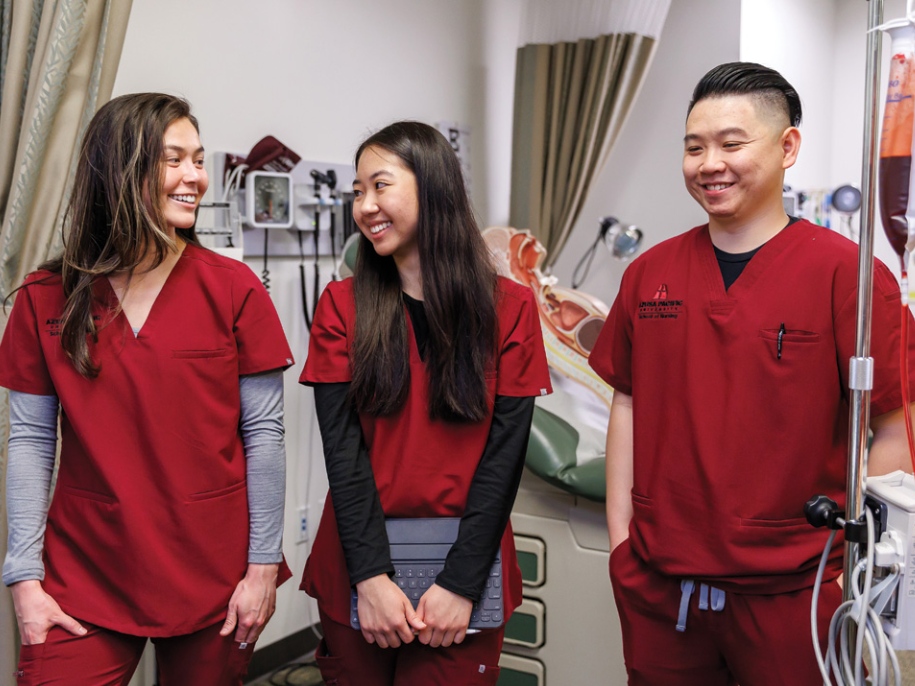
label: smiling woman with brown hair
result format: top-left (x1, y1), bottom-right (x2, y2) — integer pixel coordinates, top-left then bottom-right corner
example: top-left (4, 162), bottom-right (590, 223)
top-left (0, 92), bottom-right (294, 685)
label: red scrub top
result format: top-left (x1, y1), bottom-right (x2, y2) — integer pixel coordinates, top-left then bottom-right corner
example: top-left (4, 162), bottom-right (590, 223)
top-left (300, 276), bottom-right (551, 626)
top-left (0, 243), bottom-right (294, 636)
top-left (590, 220), bottom-right (915, 594)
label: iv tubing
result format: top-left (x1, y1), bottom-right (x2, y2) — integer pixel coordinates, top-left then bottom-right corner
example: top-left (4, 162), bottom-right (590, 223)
top-left (900, 271), bottom-right (915, 473)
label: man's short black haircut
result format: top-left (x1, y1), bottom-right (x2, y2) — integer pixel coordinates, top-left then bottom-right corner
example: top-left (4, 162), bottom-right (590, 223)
top-left (687, 62), bottom-right (802, 128)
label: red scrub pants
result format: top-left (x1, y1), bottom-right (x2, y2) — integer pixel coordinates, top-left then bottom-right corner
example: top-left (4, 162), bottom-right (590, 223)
top-left (315, 608), bottom-right (503, 685)
top-left (610, 539), bottom-right (843, 686)
top-left (13, 618), bottom-right (255, 686)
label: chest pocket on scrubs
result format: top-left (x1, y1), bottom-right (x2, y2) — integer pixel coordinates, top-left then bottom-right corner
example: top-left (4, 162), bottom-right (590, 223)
top-left (171, 348), bottom-right (230, 359)
top-left (758, 328), bottom-right (819, 362)
top-left (164, 347), bottom-right (238, 455)
top-left (169, 347), bottom-right (235, 388)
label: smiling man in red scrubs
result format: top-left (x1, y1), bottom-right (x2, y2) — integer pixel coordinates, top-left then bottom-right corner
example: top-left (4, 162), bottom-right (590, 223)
top-left (589, 62), bottom-right (915, 685)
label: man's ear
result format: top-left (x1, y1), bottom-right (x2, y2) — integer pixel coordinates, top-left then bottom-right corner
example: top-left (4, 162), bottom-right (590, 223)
top-left (782, 127), bottom-right (801, 170)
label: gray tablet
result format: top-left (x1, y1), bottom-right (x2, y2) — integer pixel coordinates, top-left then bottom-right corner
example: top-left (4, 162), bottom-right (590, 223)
top-left (349, 517), bottom-right (504, 631)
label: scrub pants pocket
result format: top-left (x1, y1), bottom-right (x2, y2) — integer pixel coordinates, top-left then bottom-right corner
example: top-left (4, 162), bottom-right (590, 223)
top-left (15, 643), bottom-right (46, 685)
top-left (609, 537), bottom-right (627, 563)
top-left (314, 639), bottom-right (346, 685)
top-left (609, 538), bottom-right (634, 590)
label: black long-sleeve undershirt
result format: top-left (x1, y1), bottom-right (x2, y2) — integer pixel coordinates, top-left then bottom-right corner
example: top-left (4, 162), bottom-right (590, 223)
top-left (312, 293), bottom-right (536, 601)
top-left (313, 384), bottom-right (534, 601)
top-left (435, 393), bottom-right (534, 600)
top-left (313, 383), bottom-right (393, 587)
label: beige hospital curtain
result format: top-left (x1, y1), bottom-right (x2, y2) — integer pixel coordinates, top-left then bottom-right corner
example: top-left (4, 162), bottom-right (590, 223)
top-left (0, 0), bottom-right (133, 675)
top-left (510, 0), bottom-right (670, 265)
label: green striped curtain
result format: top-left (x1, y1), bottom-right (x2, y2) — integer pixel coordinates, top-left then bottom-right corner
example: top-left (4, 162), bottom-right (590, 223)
top-left (509, 1), bottom-right (669, 266)
top-left (0, 0), bottom-right (133, 675)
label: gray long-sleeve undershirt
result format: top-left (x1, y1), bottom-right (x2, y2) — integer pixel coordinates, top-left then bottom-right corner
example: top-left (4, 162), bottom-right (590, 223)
top-left (2, 370), bottom-right (286, 586)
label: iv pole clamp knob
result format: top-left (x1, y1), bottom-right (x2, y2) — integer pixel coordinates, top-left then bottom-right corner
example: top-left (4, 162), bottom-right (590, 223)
top-left (804, 494), bottom-right (843, 529)
top-left (804, 494), bottom-right (871, 543)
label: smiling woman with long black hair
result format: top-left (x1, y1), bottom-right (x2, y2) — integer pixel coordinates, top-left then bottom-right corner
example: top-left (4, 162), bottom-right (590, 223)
top-left (300, 120), bottom-right (551, 685)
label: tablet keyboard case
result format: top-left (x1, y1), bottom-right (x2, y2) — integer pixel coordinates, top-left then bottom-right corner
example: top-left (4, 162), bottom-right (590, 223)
top-left (349, 517), bottom-right (504, 630)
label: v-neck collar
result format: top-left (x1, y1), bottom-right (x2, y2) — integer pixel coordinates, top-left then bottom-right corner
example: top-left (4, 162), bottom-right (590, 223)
top-left (697, 222), bottom-right (802, 302)
top-left (99, 243), bottom-right (191, 338)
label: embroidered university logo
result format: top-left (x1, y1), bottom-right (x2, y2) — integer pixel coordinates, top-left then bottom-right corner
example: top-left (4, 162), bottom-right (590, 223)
top-left (45, 315), bottom-right (100, 337)
top-left (45, 318), bottom-right (62, 337)
top-left (638, 284), bottom-right (684, 320)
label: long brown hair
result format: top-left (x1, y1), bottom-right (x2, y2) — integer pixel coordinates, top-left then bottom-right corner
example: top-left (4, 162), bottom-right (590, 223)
top-left (37, 93), bottom-right (201, 377)
top-left (350, 121), bottom-right (498, 422)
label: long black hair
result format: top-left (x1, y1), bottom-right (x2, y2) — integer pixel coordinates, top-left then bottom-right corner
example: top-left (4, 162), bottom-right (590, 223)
top-left (37, 93), bottom-right (201, 377)
top-left (350, 121), bottom-right (498, 422)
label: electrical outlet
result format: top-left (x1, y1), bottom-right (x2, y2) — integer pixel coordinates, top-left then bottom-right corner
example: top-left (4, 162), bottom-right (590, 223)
top-left (296, 506), bottom-right (308, 544)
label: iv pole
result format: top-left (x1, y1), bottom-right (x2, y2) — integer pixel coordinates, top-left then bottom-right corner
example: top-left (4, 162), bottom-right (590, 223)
top-left (844, 0), bottom-right (883, 597)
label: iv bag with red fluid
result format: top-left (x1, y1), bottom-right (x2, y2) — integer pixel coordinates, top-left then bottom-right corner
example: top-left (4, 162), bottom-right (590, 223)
top-left (879, 22), bottom-right (915, 260)
top-left (878, 20), bottom-right (915, 474)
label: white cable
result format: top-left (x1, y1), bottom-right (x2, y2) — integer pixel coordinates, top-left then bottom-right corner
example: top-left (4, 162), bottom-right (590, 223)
top-left (839, 601), bottom-right (856, 684)
top-left (222, 163), bottom-right (248, 202)
top-left (812, 529), bottom-right (838, 683)
top-left (855, 515), bottom-right (875, 685)
top-left (888, 630), bottom-right (902, 686)
top-left (812, 508), bottom-right (901, 685)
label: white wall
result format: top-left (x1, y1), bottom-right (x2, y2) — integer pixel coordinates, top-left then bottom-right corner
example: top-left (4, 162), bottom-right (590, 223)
top-left (112, 0), bottom-right (484, 649)
top-left (549, 0), bottom-right (741, 299)
top-left (740, 0), bottom-right (836, 191)
top-left (740, 0), bottom-right (908, 275)
top-left (114, 0), bottom-right (481, 171)
top-left (478, 0), bottom-right (523, 227)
